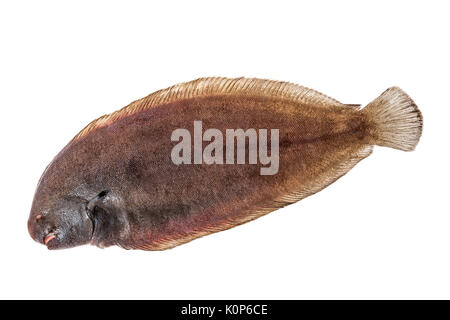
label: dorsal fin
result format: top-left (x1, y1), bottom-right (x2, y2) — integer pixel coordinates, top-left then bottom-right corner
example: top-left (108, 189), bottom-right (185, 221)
top-left (73, 77), bottom-right (345, 141)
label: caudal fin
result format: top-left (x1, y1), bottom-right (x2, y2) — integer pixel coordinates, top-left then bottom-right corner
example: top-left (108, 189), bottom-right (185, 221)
top-left (362, 87), bottom-right (423, 151)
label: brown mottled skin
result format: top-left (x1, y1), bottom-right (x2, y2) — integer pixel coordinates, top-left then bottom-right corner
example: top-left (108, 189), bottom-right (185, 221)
top-left (28, 78), bottom-right (422, 250)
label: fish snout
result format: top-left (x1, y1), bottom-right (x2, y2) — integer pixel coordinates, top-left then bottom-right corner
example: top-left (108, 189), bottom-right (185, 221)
top-left (43, 231), bottom-right (56, 245)
top-left (28, 213), bottom-right (42, 243)
top-left (28, 213), bottom-right (57, 247)
top-left (40, 224), bottom-right (59, 247)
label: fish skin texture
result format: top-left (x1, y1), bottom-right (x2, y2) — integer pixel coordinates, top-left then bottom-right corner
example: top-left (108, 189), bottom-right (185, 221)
top-left (28, 78), bottom-right (422, 250)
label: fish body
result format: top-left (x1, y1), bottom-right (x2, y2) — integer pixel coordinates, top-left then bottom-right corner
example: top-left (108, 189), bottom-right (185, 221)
top-left (28, 78), bottom-right (422, 250)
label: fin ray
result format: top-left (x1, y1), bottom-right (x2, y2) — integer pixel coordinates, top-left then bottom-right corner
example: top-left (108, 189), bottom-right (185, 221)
top-left (362, 87), bottom-right (422, 151)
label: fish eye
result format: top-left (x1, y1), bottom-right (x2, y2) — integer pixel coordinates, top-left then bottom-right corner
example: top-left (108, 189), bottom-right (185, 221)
top-left (97, 190), bottom-right (109, 198)
top-left (87, 190), bottom-right (109, 214)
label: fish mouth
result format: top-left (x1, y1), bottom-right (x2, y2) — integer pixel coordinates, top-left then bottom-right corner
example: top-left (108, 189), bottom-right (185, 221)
top-left (44, 232), bottom-right (56, 246)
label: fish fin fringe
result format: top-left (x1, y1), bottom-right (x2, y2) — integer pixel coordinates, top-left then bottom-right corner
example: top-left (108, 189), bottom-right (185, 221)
top-left (363, 87), bottom-right (423, 151)
top-left (276, 144), bottom-right (373, 205)
top-left (72, 77), bottom-right (349, 142)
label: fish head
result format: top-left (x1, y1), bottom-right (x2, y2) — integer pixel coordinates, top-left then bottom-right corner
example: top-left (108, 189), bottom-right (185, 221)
top-left (28, 193), bottom-right (94, 250)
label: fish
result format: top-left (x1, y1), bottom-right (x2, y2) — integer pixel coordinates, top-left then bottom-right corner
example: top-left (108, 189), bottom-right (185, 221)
top-left (28, 77), bottom-right (423, 250)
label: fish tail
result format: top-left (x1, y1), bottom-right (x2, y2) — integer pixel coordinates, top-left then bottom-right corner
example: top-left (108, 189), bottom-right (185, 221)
top-left (362, 87), bottom-right (423, 151)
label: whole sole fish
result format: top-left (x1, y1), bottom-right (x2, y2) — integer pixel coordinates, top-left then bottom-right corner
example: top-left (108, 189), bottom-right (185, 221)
top-left (28, 77), bottom-right (423, 250)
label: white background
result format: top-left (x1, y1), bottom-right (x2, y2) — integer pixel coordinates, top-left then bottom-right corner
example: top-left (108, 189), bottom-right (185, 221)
top-left (1, 1), bottom-right (449, 299)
